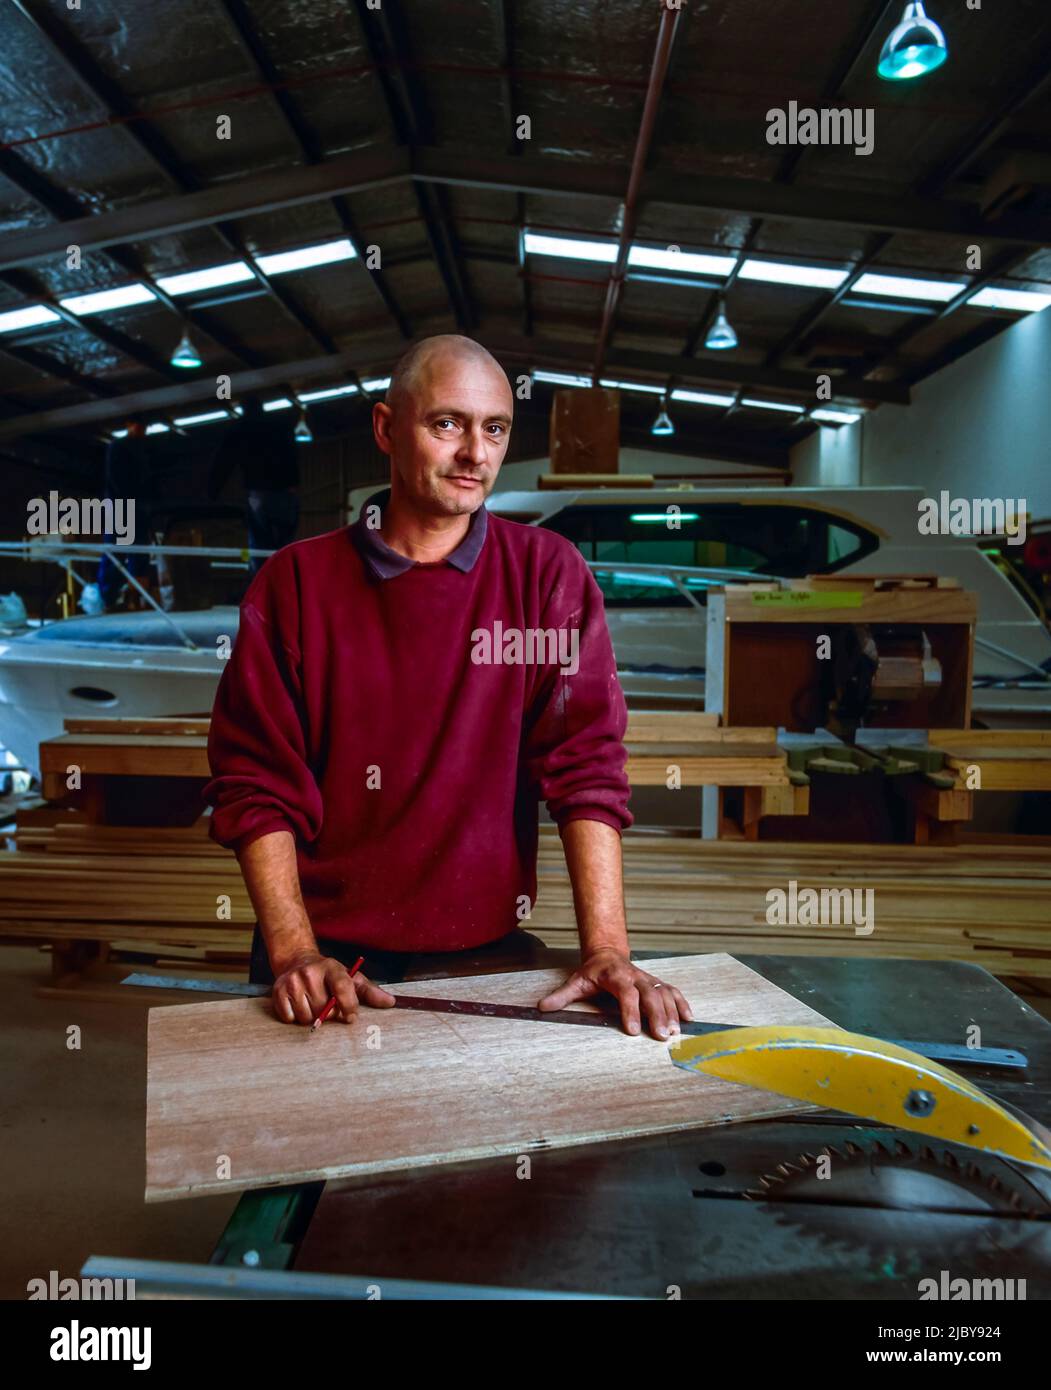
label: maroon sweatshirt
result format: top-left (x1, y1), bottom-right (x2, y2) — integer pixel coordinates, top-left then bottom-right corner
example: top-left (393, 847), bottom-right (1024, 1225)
top-left (204, 489), bottom-right (633, 952)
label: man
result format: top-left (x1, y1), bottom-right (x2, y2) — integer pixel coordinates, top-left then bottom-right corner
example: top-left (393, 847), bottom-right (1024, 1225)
top-left (208, 395), bottom-right (299, 573)
top-left (204, 335), bottom-right (692, 1040)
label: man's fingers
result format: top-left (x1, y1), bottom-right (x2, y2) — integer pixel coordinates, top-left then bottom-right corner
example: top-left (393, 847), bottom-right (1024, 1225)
top-left (668, 985), bottom-right (693, 1022)
top-left (654, 983), bottom-right (681, 1035)
top-left (273, 986), bottom-right (297, 1024)
top-left (325, 965), bottom-right (360, 1023)
top-left (287, 985), bottom-right (316, 1026)
top-left (358, 978), bottom-right (397, 1008)
top-left (638, 982), bottom-right (673, 1039)
top-left (537, 977), bottom-right (588, 1011)
top-left (615, 983), bottom-right (642, 1037)
top-left (662, 988), bottom-right (682, 1035)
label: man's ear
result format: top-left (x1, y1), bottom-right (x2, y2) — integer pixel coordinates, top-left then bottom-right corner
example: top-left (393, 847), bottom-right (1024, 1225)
top-left (372, 401), bottom-right (394, 455)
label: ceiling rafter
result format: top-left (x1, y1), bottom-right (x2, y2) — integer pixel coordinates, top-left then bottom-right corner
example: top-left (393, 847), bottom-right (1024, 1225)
top-left (7, 0), bottom-right (351, 376)
top-left (0, 327), bottom-right (910, 443)
top-left (489, 0), bottom-right (532, 339)
top-left (352, 0), bottom-right (475, 328)
top-left (769, 40), bottom-right (1051, 374)
top-left (674, 0), bottom-right (899, 411)
top-left (6, 144), bottom-right (1051, 282)
top-left (592, 0), bottom-right (683, 378)
top-left (215, 0), bottom-right (410, 345)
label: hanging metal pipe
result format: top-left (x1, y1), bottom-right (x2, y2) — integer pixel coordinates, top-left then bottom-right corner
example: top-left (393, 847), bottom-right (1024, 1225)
top-left (592, 0), bottom-right (683, 381)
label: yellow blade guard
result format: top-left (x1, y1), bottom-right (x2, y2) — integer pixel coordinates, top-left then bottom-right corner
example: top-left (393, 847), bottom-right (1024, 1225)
top-left (670, 1025), bottom-right (1051, 1171)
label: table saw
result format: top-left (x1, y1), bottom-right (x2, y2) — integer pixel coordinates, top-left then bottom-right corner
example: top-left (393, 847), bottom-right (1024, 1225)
top-left (87, 952), bottom-right (1051, 1300)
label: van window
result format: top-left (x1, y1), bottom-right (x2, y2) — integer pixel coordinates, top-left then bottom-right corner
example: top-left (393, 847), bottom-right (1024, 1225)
top-left (541, 503), bottom-right (877, 606)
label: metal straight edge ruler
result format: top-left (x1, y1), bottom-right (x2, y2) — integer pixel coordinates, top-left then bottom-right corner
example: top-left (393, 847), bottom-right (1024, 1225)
top-left (121, 972), bottom-right (1027, 1070)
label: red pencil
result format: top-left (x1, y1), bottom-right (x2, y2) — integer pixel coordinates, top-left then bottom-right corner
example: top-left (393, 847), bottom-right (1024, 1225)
top-left (311, 955), bottom-right (365, 1032)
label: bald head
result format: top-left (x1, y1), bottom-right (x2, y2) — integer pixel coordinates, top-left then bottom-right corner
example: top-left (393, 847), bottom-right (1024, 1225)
top-left (373, 334), bottom-right (513, 518)
top-left (386, 335), bottom-right (508, 412)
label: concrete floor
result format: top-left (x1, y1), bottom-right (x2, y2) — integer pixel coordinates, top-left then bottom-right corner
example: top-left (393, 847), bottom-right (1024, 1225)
top-left (0, 943), bottom-right (238, 1299)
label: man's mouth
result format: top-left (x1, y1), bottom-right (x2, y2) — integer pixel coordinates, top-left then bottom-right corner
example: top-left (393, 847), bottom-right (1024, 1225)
top-left (447, 476), bottom-right (483, 489)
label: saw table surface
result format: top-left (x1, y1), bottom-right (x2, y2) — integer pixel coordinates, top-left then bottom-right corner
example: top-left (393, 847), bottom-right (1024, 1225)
top-left (282, 956), bottom-right (1051, 1300)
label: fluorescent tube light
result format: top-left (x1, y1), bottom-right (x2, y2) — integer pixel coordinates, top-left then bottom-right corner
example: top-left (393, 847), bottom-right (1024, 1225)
top-left (173, 410), bottom-right (229, 427)
top-left (59, 284), bottom-right (155, 315)
top-left (812, 408), bottom-right (863, 424)
top-left (0, 305), bottom-right (62, 333)
top-left (599, 379), bottom-right (666, 394)
top-left (157, 262), bottom-right (255, 295)
top-left (851, 272), bottom-right (965, 302)
top-left (299, 384), bottom-right (360, 403)
top-left (670, 388), bottom-right (736, 407)
top-left (741, 398), bottom-right (805, 413)
top-left (255, 239), bottom-right (355, 275)
top-left (628, 245), bottom-right (736, 277)
top-left (532, 370), bottom-right (592, 387)
top-left (967, 286), bottom-right (1051, 313)
top-left (523, 233), bottom-right (617, 264)
top-left (263, 398), bottom-right (295, 412)
top-left (740, 259), bottom-right (848, 290)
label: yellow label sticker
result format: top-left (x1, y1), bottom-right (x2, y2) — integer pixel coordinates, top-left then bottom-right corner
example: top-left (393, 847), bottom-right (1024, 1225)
top-left (751, 590), bottom-right (864, 608)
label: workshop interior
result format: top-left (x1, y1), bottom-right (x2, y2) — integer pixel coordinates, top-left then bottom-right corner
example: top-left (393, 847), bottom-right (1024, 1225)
top-left (2, 0), bottom-right (1051, 1334)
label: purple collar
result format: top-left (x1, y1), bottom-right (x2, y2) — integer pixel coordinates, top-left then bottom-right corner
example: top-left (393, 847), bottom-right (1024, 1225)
top-left (350, 487), bottom-right (489, 579)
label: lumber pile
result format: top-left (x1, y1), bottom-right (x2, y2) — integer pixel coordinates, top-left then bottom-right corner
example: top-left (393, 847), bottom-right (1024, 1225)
top-left (931, 728), bottom-right (1051, 793)
top-left (2, 715), bottom-right (1048, 992)
top-left (13, 807), bottom-right (227, 857)
top-left (528, 829), bottom-right (1051, 977)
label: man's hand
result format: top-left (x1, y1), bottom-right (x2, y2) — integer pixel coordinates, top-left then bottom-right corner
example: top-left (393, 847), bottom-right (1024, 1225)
top-left (272, 951), bottom-right (397, 1026)
top-left (536, 948), bottom-right (693, 1040)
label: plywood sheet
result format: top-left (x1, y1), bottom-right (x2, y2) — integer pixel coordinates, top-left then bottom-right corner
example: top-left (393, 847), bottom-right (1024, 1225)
top-left (145, 954), bottom-right (833, 1203)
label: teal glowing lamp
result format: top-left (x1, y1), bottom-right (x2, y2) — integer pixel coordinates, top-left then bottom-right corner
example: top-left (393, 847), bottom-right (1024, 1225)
top-left (877, 3), bottom-right (948, 81)
top-left (170, 329), bottom-right (202, 369)
top-left (705, 300), bottom-right (738, 351)
top-left (294, 409), bottom-right (313, 444)
top-left (651, 401), bottom-right (675, 437)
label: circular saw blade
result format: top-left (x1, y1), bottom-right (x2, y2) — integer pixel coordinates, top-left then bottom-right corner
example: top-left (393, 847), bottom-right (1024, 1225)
top-left (745, 1135), bottom-right (1050, 1262)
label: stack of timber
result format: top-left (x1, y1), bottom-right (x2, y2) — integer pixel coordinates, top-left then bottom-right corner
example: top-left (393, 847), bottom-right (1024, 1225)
top-left (2, 716), bottom-right (1048, 989)
top-left (530, 828), bottom-right (1051, 977)
top-left (1, 718), bottom-right (246, 989)
top-left (932, 729), bottom-right (1051, 793)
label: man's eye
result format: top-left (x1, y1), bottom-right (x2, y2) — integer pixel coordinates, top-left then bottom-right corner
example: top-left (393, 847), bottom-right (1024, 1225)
top-left (436, 419), bottom-right (456, 430)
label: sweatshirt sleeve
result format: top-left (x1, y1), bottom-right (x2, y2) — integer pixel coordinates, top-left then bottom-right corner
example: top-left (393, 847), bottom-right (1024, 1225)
top-left (520, 548), bottom-right (634, 834)
top-left (204, 572), bottom-right (323, 853)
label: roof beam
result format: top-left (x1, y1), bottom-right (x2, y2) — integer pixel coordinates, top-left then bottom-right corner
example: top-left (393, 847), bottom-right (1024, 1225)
top-left (352, 1), bottom-right (475, 328)
top-left (0, 147), bottom-right (407, 273)
top-left (10, 0), bottom-right (195, 192)
top-left (483, 334), bottom-right (909, 404)
top-left (0, 349), bottom-right (376, 439)
top-left (0, 324), bottom-right (908, 440)
top-left (593, 1), bottom-right (682, 377)
top-left (3, 5), bottom-right (264, 370)
top-left (770, 49), bottom-right (1051, 373)
top-left (215, 0), bottom-right (410, 341)
top-left (6, 145), bottom-right (1050, 279)
top-left (489, 0), bottom-right (532, 338)
top-left (0, 343), bottom-right (119, 398)
top-left (415, 150), bottom-right (1051, 243)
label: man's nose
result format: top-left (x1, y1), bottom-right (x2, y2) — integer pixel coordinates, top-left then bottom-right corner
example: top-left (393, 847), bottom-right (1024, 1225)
top-left (457, 428), bottom-right (488, 466)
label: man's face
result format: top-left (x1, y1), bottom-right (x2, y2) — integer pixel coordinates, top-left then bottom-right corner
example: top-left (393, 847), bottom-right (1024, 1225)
top-left (374, 352), bottom-right (513, 516)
